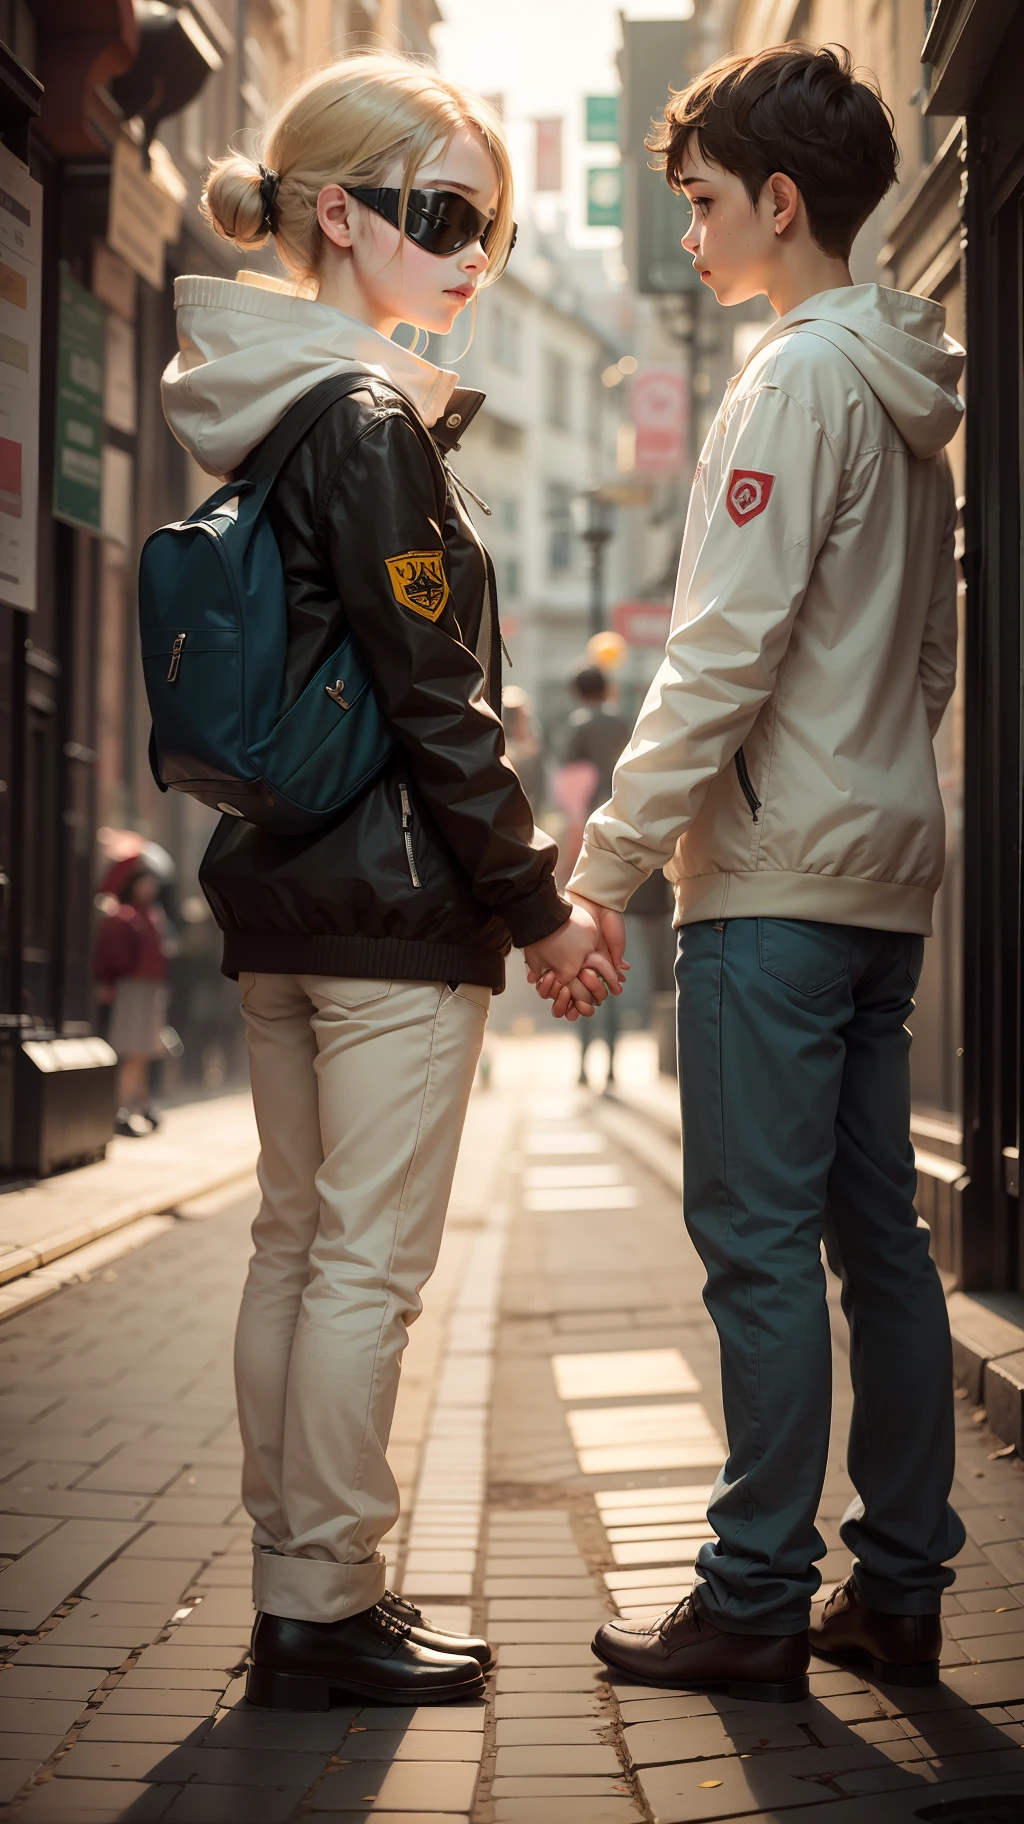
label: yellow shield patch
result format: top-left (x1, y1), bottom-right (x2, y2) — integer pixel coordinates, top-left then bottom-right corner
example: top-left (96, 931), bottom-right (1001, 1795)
top-left (385, 550), bottom-right (450, 621)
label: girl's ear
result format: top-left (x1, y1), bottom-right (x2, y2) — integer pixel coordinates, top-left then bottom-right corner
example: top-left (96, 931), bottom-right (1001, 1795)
top-left (768, 171), bottom-right (800, 237)
top-left (318, 185), bottom-right (355, 251)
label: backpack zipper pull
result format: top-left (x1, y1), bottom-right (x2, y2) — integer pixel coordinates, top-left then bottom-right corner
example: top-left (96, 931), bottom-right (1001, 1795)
top-left (166, 632), bottom-right (187, 683)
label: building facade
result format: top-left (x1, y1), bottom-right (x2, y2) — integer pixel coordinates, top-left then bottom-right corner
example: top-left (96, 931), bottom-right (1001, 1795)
top-left (0, 0), bottom-right (441, 1171)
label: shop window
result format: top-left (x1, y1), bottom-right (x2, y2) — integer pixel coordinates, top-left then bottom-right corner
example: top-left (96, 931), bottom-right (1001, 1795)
top-left (547, 483), bottom-right (574, 573)
top-left (545, 351), bottom-right (571, 430)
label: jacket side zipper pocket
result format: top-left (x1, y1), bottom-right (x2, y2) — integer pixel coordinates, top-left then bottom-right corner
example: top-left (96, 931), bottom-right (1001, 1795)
top-left (734, 747), bottom-right (761, 823)
top-left (399, 783), bottom-right (422, 887)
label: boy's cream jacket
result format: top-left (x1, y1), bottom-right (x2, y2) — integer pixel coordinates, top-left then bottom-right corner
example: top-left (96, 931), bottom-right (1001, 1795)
top-left (569, 284), bottom-right (964, 936)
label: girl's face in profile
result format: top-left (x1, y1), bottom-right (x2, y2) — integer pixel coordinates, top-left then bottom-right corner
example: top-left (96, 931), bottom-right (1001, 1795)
top-left (317, 127), bottom-right (501, 337)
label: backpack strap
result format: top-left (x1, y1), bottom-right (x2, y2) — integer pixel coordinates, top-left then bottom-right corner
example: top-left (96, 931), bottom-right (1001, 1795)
top-left (242, 370), bottom-right (381, 488)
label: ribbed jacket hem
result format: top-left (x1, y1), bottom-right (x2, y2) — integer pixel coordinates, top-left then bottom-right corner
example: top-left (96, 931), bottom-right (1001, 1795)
top-left (673, 869), bottom-right (936, 937)
top-left (221, 929), bottom-right (507, 990)
top-left (502, 880), bottom-right (573, 947)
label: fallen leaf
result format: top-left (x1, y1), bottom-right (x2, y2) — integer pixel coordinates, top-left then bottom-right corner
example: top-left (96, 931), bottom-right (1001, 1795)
top-left (996, 1607), bottom-right (1014, 1613)
top-left (699, 1781), bottom-right (723, 1788)
top-left (988, 1444), bottom-right (1016, 1459)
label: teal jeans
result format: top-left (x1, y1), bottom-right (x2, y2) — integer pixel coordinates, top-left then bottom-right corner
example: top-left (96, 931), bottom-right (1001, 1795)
top-left (676, 917), bottom-right (965, 1636)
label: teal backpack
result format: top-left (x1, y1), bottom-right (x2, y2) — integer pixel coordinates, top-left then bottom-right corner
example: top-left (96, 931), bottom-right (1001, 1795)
top-left (140, 372), bottom-right (397, 835)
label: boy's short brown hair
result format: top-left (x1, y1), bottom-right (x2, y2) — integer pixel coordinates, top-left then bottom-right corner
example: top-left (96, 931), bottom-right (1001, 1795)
top-left (649, 43), bottom-right (898, 260)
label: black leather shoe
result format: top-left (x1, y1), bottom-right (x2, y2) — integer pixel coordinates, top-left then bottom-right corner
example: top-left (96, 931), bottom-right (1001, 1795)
top-left (380, 1589), bottom-right (494, 1670)
top-left (593, 1594), bottom-right (809, 1704)
top-left (810, 1578), bottom-right (941, 1686)
top-left (245, 1604), bottom-right (486, 1709)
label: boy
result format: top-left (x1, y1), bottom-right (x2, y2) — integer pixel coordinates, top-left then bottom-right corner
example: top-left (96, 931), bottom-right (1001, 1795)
top-left (562, 44), bottom-right (966, 1699)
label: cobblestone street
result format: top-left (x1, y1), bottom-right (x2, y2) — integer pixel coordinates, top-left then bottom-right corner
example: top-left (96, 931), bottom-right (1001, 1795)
top-left (1, 1035), bottom-right (1024, 1822)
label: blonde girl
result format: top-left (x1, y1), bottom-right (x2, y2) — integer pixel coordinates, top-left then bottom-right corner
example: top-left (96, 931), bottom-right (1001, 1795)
top-left (162, 52), bottom-right (616, 1710)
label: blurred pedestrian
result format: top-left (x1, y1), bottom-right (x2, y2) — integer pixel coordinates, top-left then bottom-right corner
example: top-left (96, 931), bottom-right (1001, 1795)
top-left (93, 862), bottom-right (173, 1136)
top-left (501, 684), bottom-right (546, 810)
top-left (164, 51), bottom-right (618, 1711)
top-left (561, 664), bottom-right (631, 1083)
top-left (565, 664), bottom-right (632, 813)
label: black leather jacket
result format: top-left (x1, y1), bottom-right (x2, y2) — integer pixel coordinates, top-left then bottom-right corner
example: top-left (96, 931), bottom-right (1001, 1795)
top-left (199, 377), bottom-right (569, 989)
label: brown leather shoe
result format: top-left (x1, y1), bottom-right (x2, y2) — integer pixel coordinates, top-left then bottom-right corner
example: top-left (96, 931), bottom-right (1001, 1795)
top-left (810, 1579), bottom-right (941, 1686)
top-left (592, 1594), bottom-right (809, 1704)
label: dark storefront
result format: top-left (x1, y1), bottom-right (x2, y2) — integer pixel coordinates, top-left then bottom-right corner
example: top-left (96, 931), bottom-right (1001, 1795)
top-left (921, 0), bottom-right (1024, 1292)
top-left (0, 1), bottom-right (235, 1177)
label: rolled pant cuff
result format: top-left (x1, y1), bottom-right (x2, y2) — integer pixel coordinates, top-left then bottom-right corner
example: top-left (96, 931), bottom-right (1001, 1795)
top-left (693, 1588), bottom-right (810, 1639)
top-left (253, 1546), bottom-right (386, 1623)
top-left (851, 1569), bottom-right (942, 1617)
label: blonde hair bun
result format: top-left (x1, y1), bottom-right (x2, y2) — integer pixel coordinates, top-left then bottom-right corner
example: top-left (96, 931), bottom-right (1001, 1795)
top-left (202, 154), bottom-right (272, 250)
top-left (200, 51), bottom-right (514, 289)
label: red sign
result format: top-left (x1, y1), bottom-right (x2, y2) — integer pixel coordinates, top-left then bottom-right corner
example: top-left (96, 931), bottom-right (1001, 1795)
top-left (614, 602), bottom-right (673, 648)
top-left (631, 368), bottom-right (686, 429)
top-left (726, 468), bottom-right (775, 526)
top-left (635, 425), bottom-right (684, 475)
top-left (631, 368), bottom-right (687, 476)
top-left (535, 118), bottom-right (563, 192)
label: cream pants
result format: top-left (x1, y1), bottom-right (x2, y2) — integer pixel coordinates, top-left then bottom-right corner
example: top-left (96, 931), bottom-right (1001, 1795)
top-left (234, 972), bottom-right (489, 1623)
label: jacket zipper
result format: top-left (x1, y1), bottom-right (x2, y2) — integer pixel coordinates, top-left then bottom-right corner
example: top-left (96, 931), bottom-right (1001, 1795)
top-left (735, 746), bottom-right (761, 823)
top-left (399, 783), bottom-right (422, 887)
top-left (166, 632), bottom-right (187, 683)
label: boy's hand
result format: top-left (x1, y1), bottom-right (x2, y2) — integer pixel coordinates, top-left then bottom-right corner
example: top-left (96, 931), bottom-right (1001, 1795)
top-left (567, 894), bottom-right (629, 983)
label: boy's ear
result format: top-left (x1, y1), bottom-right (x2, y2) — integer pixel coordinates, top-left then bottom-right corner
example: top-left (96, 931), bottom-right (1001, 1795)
top-left (767, 172), bottom-right (800, 237)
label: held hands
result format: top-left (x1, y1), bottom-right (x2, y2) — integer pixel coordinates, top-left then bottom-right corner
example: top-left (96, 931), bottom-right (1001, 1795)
top-left (523, 897), bottom-right (629, 1022)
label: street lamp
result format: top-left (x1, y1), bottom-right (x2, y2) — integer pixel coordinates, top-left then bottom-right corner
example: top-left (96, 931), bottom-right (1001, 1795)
top-left (572, 489), bottom-right (615, 639)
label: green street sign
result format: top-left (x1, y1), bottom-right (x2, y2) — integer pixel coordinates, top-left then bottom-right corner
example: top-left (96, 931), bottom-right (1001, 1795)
top-left (586, 95), bottom-right (620, 143)
top-left (53, 261), bottom-right (106, 533)
top-left (587, 165), bottom-right (623, 229)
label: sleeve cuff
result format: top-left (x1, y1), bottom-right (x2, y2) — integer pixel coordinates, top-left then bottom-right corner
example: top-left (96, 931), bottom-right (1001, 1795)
top-left (503, 879), bottom-right (572, 948)
top-left (567, 842), bottom-right (652, 913)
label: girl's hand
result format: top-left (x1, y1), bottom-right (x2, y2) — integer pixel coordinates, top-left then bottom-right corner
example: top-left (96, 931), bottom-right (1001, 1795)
top-left (523, 906), bottom-right (621, 1004)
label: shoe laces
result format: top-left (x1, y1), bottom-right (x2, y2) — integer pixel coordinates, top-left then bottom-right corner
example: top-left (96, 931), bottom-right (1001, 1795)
top-left (658, 1593), bottom-right (698, 1641)
top-left (822, 1577), bottom-right (853, 1621)
top-left (369, 1602), bottom-right (411, 1640)
top-left (384, 1589), bottom-right (423, 1623)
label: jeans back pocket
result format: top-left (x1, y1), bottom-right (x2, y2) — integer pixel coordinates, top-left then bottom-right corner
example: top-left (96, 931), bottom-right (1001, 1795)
top-left (757, 918), bottom-right (856, 996)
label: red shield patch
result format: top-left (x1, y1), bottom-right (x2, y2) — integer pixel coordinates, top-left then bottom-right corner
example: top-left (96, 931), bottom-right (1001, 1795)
top-left (726, 468), bottom-right (775, 526)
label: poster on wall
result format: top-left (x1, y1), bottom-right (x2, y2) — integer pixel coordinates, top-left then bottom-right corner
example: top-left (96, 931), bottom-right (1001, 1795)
top-left (53, 263), bottom-right (106, 535)
top-left (0, 142), bottom-right (42, 612)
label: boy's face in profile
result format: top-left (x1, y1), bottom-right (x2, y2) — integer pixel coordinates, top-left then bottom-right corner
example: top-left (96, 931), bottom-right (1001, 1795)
top-left (679, 146), bottom-right (794, 308)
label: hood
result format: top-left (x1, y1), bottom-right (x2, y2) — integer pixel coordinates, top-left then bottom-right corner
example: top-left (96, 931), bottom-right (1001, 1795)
top-left (740, 283), bottom-right (964, 460)
top-left (162, 272), bottom-right (460, 476)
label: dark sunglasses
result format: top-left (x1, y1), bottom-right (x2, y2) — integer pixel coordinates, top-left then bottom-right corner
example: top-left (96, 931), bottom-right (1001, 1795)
top-left (346, 187), bottom-right (518, 264)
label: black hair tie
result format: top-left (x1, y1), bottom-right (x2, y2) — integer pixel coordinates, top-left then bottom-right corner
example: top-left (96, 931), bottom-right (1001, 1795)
top-left (257, 164), bottom-right (281, 236)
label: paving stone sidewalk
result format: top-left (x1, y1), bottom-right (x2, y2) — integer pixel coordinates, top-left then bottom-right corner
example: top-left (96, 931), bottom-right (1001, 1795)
top-left (0, 1096), bottom-right (259, 1320)
top-left (0, 1032), bottom-right (1022, 1822)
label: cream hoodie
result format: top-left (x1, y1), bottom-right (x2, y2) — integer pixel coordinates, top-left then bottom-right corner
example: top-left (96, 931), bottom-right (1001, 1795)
top-left (161, 271), bottom-right (459, 474)
top-left (569, 284), bottom-right (964, 937)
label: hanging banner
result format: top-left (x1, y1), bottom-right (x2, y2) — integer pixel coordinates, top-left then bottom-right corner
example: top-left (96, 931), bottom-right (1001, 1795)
top-left (586, 95), bottom-right (620, 143)
top-left (53, 263), bottom-right (106, 534)
top-left (0, 142), bottom-right (42, 612)
top-left (535, 118), bottom-right (563, 193)
top-left (630, 367), bottom-right (688, 475)
top-left (587, 166), bottom-right (623, 229)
